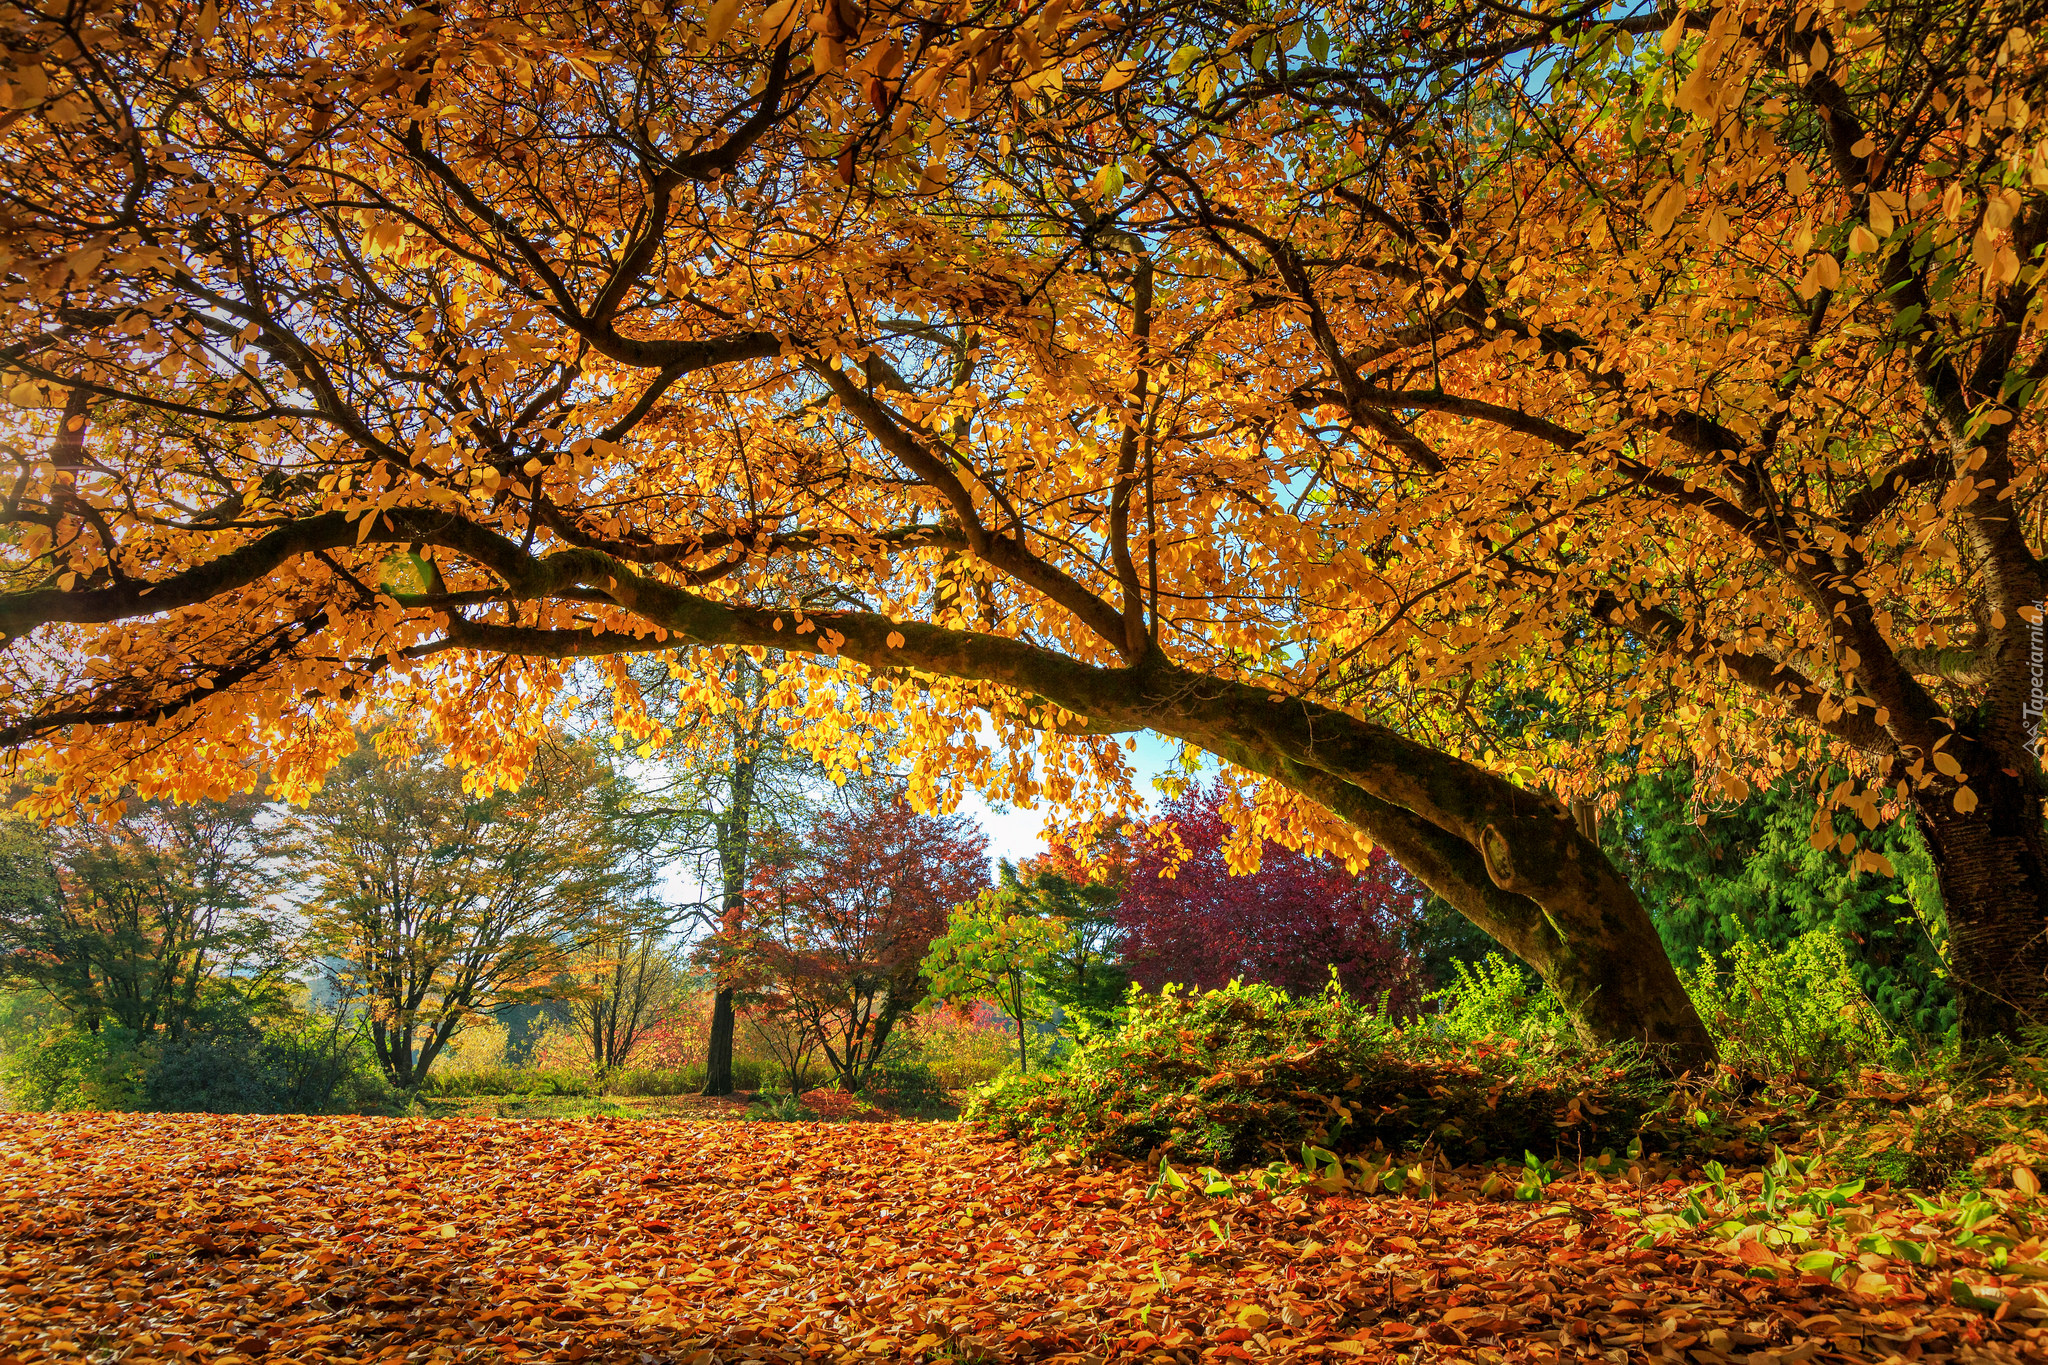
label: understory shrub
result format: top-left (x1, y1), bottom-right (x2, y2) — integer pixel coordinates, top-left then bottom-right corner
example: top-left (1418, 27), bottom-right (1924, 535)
top-left (1425, 955), bottom-right (1569, 1044)
top-left (1685, 931), bottom-right (1899, 1079)
top-left (420, 1067), bottom-right (599, 1097)
top-left (3, 1012), bottom-right (387, 1115)
top-left (142, 1031), bottom-right (293, 1113)
top-left (965, 979), bottom-right (1660, 1167)
top-left (606, 1061), bottom-right (768, 1094)
top-left (0, 1021), bottom-right (142, 1111)
top-left (1419, 936), bottom-right (1901, 1086)
top-left (905, 1003), bottom-right (1013, 1088)
top-left (859, 1057), bottom-right (951, 1116)
top-left (744, 1091), bottom-right (815, 1122)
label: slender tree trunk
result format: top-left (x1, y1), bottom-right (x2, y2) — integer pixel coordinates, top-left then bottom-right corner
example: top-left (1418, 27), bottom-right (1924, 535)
top-left (1913, 756), bottom-right (2048, 1044)
top-left (702, 987), bottom-right (737, 1096)
top-left (701, 735), bottom-right (760, 1097)
top-left (1008, 976), bottom-right (1029, 1073)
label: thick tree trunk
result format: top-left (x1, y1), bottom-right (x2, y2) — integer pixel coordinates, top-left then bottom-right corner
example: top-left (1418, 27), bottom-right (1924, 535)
top-left (1093, 659), bottom-right (1719, 1070)
top-left (373, 1024), bottom-right (425, 1090)
top-left (1914, 758), bottom-right (2048, 1044)
top-left (701, 987), bottom-right (737, 1096)
top-left (1253, 752), bottom-right (1717, 1070)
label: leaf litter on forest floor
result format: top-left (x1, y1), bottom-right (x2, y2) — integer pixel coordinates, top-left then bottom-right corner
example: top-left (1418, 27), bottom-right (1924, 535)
top-left (1, 1113), bottom-right (2042, 1364)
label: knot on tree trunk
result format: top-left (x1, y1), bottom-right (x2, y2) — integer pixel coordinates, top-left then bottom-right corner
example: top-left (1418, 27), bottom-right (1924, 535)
top-left (1479, 824), bottom-right (1521, 892)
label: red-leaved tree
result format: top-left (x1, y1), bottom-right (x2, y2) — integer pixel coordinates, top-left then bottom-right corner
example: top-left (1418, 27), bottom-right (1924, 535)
top-left (734, 784), bottom-right (989, 1092)
top-left (1118, 785), bottom-right (1423, 1007)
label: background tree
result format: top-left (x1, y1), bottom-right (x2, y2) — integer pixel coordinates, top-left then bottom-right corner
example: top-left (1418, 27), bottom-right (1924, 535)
top-left (594, 651), bottom-right (840, 1095)
top-left (0, 793), bottom-right (286, 1038)
top-left (0, 793), bottom-right (376, 1115)
top-left (1114, 784), bottom-right (1426, 1009)
top-left (996, 851), bottom-right (1130, 1039)
top-left (736, 781), bottom-right (989, 1092)
top-left (921, 886), bottom-right (1073, 1073)
top-left (561, 900), bottom-right (686, 1076)
top-left (289, 734), bottom-right (623, 1089)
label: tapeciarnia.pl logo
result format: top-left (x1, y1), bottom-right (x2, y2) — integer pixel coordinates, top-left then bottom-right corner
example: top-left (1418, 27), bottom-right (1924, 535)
top-left (2028, 603), bottom-right (2047, 759)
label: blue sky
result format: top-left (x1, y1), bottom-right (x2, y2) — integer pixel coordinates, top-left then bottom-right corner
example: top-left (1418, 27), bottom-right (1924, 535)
top-left (953, 729), bottom-right (1190, 868)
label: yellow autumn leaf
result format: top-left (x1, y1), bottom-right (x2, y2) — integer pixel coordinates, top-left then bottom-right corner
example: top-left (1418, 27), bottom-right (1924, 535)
top-left (703, 0), bottom-right (742, 45)
top-left (1660, 8), bottom-right (1686, 54)
top-left (1101, 59), bottom-right (1140, 92)
top-left (1646, 182), bottom-right (1687, 235)
top-left (757, 0), bottom-right (797, 44)
top-left (4, 62), bottom-right (48, 108)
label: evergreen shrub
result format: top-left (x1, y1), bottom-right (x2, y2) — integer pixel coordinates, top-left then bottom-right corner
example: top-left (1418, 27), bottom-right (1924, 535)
top-left (1684, 931), bottom-right (1899, 1078)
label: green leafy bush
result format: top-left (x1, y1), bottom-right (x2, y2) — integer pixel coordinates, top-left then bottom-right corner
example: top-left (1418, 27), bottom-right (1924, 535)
top-left (1684, 931), bottom-right (1899, 1079)
top-left (965, 980), bottom-right (1659, 1166)
top-left (1425, 954), bottom-right (1569, 1044)
top-left (1604, 770), bottom-right (1954, 1038)
top-left (260, 1015), bottom-right (396, 1113)
top-left (744, 1091), bottom-right (815, 1122)
top-left (420, 1067), bottom-right (600, 1097)
top-left (142, 1031), bottom-right (289, 1113)
top-left (2, 1008), bottom-right (387, 1115)
top-left (859, 1058), bottom-right (951, 1116)
top-left (139, 1016), bottom-right (382, 1115)
top-left (0, 1021), bottom-right (142, 1111)
top-left (613, 1061), bottom-right (768, 1094)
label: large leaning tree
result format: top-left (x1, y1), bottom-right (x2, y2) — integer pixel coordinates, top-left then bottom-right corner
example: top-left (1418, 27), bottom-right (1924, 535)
top-left (1090, 0), bottom-right (2047, 1037)
top-left (16, 0), bottom-right (1957, 1069)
